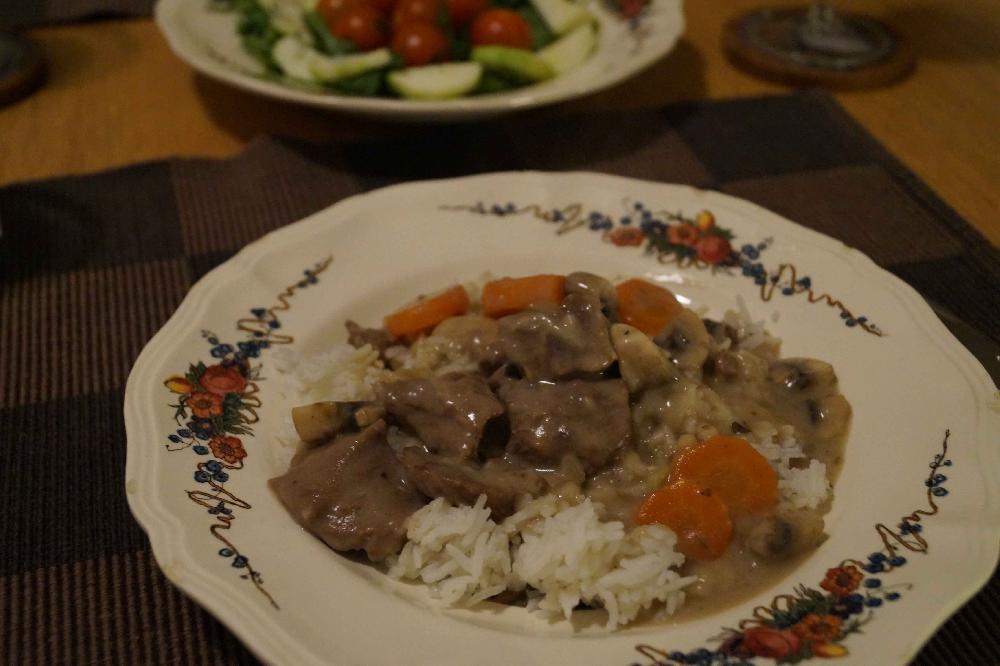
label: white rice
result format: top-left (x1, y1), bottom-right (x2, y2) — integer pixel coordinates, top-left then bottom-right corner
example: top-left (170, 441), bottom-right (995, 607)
top-left (746, 423), bottom-right (831, 510)
top-left (389, 494), bottom-right (694, 629)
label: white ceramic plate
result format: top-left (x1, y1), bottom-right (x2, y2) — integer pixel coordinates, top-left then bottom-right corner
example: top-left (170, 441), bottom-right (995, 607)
top-left (125, 172), bottom-right (1000, 665)
top-left (154, 0), bottom-right (683, 121)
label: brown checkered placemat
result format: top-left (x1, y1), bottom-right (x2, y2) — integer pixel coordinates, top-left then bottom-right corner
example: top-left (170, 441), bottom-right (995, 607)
top-left (0, 91), bottom-right (997, 665)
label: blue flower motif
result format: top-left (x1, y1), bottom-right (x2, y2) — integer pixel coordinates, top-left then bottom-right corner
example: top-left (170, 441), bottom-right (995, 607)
top-left (214, 470), bottom-right (230, 483)
top-left (218, 548), bottom-right (234, 557)
top-left (232, 555), bottom-right (248, 568)
top-left (932, 487), bottom-right (949, 496)
top-left (268, 320), bottom-right (281, 329)
top-left (889, 556), bottom-right (907, 566)
top-left (187, 419), bottom-right (214, 440)
top-left (620, 216), bottom-right (632, 225)
top-left (866, 597), bottom-right (883, 607)
top-left (208, 501), bottom-right (233, 516)
top-left (864, 562), bottom-right (884, 574)
top-left (168, 434), bottom-right (181, 443)
top-left (864, 578), bottom-right (882, 589)
top-left (177, 428), bottom-right (193, 438)
top-left (781, 287), bottom-right (794, 296)
top-left (796, 276), bottom-right (812, 289)
top-left (193, 470), bottom-right (211, 483)
top-left (886, 592), bottom-right (901, 601)
top-left (868, 552), bottom-right (887, 563)
top-left (899, 521), bottom-right (922, 534)
top-left (237, 341), bottom-right (261, 358)
top-left (211, 344), bottom-right (234, 358)
top-left (250, 308), bottom-right (267, 318)
top-left (204, 459), bottom-right (223, 473)
top-left (193, 445), bottom-right (209, 455)
top-left (846, 318), bottom-right (857, 327)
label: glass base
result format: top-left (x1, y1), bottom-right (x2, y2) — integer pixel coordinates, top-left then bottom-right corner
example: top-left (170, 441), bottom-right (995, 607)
top-left (736, 7), bottom-right (896, 72)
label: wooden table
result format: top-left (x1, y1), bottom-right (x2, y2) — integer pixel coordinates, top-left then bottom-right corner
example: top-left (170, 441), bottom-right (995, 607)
top-left (2, 0), bottom-right (998, 245)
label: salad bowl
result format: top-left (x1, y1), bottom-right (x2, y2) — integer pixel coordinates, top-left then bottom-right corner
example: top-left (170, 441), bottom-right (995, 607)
top-left (154, 0), bottom-right (684, 121)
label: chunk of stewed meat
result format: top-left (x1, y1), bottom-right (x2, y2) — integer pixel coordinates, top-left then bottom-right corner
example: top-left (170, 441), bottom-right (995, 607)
top-left (500, 379), bottom-right (631, 474)
top-left (380, 372), bottom-right (503, 460)
top-left (432, 315), bottom-right (501, 366)
top-left (269, 421), bottom-right (425, 562)
top-left (497, 291), bottom-right (615, 381)
top-left (345, 319), bottom-right (395, 353)
top-left (396, 448), bottom-right (546, 519)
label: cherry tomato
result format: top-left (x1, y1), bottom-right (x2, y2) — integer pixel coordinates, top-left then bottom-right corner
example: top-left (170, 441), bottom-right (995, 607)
top-left (446, 0), bottom-right (487, 26)
top-left (331, 5), bottom-right (388, 51)
top-left (470, 9), bottom-right (532, 49)
top-left (391, 20), bottom-right (449, 66)
top-left (367, 0), bottom-right (399, 16)
top-left (392, 0), bottom-right (441, 28)
top-left (695, 235), bottom-right (733, 265)
top-left (316, 0), bottom-right (361, 26)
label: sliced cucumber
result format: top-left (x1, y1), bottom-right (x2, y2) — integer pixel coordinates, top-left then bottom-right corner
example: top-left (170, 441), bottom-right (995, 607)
top-left (529, 0), bottom-right (593, 35)
top-left (470, 46), bottom-right (554, 83)
top-left (310, 48), bottom-right (393, 83)
top-left (271, 36), bottom-right (320, 81)
top-left (387, 62), bottom-right (483, 100)
top-left (537, 22), bottom-right (596, 75)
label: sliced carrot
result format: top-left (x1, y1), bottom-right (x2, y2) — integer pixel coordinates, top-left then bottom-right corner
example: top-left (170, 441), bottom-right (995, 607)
top-left (481, 274), bottom-right (565, 318)
top-left (384, 284), bottom-right (470, 338)
top-left (636, 479), bottom-right (733, 561)
top-left (614, 278), bottom-right (683, 337)
top-left (670, 435), bottom-right (778, 517)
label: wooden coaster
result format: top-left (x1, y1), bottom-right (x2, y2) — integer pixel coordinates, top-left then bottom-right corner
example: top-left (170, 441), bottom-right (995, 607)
top-left (723, 8), bottom-right (914, 90)
top-left (0, 32), bottom-right (46, 108)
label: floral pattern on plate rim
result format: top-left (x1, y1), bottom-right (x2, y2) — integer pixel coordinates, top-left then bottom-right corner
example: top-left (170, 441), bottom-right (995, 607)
top-left (161, 256), bottom-right (333, 609)
top-left (156, 201), bottom-right (910, 645)
top-left (443, 199), bottom-right (885, 336)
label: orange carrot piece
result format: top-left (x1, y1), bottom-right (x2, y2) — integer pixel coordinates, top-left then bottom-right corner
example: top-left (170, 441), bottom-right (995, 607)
top-left (481, 274), bottom-right (565, 318)
top-left (636, 479), bottom-right (733, 561)
top-left (614, 278), bottom-right (683, 337)
top-left (670, 435), bottom-right (778, 517)
top-left (383, 284), bottom-right (470, 338)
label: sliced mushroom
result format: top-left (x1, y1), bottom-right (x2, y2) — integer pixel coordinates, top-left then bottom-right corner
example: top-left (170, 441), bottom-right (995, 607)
top-left (768, 358), bottom-right (838, 394)
top-left (807, 394), bottom-right (852, 440)
top-left (655, 309), bottom-right (711, 374)
top-left (565, 271), bottom-right (618, 318)
top-left (291, 401), bottom-right (383, 444)
top-left (609, 323), bottom-right (676, 393)
top-left (746, 508), bottom-right (826, 559)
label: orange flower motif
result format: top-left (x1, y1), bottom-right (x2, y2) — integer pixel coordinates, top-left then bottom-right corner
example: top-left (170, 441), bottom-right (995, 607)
top-left (667, 223), bottom-right (700, 247)
top-left (741, 626), bottom-right (802, 660)
top-left (793, 613), bottom-right (844, 643)
top-left (820, 565), bottom-right (864, 597)
top-left (209, 436), bottom-right (247, 465)
top-left (812, 642), bottom-right (849, 658)
top-left (608, 226), bottom-right (645, 247)
top-left (188, 391), bottom-right (224, 418)
top-left (164, 376), bottom-right (195, 394)
top-left (200, 364), bottom-right (248, 395)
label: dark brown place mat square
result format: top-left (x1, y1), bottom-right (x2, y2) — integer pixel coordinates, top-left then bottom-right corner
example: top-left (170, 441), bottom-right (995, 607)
top-left (0, 91), bottom-right (997, 665)
top-left (2, 0), bottom-right (155, 29)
